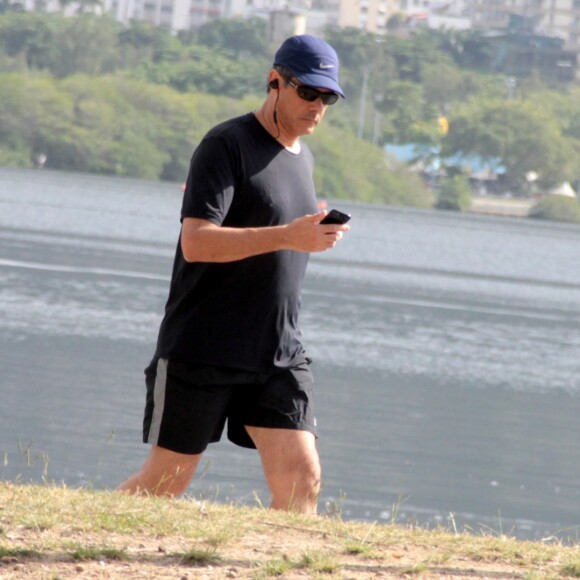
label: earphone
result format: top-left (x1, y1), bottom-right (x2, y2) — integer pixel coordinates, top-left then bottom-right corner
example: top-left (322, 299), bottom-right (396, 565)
top-left (267, 78), bottom-right (280, 137)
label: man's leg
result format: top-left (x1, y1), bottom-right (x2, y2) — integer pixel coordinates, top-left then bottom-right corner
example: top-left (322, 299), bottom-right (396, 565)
top-left (117, 445), bottom-right (202, 497)
top-left (245, 426), bottom-right (321, 514)
top-left (130, 358), bottom-right (233, 497)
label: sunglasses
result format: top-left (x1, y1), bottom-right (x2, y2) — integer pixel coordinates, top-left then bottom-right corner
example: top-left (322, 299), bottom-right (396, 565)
top-left (287, 80), bottom-right (339, 106)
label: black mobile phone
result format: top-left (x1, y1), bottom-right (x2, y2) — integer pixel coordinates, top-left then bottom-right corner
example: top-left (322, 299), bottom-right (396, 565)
top-left (320, 209), bottom-right (351, 225)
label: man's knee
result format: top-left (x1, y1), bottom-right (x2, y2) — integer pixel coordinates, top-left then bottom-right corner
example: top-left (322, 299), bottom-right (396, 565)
top-left (296, 454), bottom-right (321, 487)
top-left (269, 455), bottom-right (321, 510)
top-left (245, 427), bottom-right (321, 511)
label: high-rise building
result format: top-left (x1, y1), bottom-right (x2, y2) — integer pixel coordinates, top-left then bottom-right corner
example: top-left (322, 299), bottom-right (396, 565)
top-left (469, 0), bottom-right (544, 29)
top-left (337, 0), bottom-right (396, 34)
top-left (6, 0), bottom-right (580, 69)
top-left (538, 1), bottom-right (580, 58)
top-left (469, 0), bottom-right (580, 78)
top-left (337, 0), bottom-right (472, 35)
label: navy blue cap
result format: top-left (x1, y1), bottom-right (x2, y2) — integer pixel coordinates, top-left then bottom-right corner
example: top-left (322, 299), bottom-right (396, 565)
top-left (273, 35), bottom-right (345, 98)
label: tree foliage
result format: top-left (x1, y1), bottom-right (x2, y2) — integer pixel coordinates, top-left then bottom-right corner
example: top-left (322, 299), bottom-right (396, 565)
top-left (194, 17), bottom-right (267, 58)
top-left (309, 123), bottom-right (432, 207)
top-left (324, 25), bottom-right (580, 196)
top-left (0, 72), bottom-right (251, 179)
top-left (435, 175), bottom-right (472, 211)
top-left (0, 70), bottom-right (427, 206)
top-left (443, 99), bottom-right (576, 191)
top-left (529, 195), bottom-right (580, 223)
top-left (2, 12), bottom-right (580, 207)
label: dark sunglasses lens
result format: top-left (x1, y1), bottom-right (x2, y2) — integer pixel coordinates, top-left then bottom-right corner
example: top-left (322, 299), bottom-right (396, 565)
top-left (297, 86), bottom-right (339, 106)
top-left (322, 93), bottom-right (339, 105)
top-left (296, 86), bottom-right (319, 101)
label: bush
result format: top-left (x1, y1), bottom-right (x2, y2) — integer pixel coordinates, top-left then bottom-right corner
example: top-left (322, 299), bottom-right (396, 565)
top-left (435, 175), bottom-right (472, 211)
top-left (529, 194), bottom-right (580, 223)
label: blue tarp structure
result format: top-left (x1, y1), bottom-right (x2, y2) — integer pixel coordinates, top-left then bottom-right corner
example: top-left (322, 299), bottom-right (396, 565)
top-left (384, 143), bottom-right (505, 178)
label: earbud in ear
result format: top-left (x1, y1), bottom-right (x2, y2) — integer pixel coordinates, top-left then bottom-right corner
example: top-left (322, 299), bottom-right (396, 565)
top-left (269, 79), bottom-right (279, 90)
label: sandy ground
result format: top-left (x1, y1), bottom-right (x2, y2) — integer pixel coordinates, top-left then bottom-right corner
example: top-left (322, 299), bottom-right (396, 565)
top-left (0, 519), bottom-right (547, 579)
top-left (469, 196), bottom-right (534, 217)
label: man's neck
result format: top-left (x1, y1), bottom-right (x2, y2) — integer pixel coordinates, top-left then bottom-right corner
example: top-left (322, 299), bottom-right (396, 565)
top-left (254, 107), bottom-right (301, 153)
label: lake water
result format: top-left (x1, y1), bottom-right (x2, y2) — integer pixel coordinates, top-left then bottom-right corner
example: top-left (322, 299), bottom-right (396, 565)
top-left (1, 167), bottom-right (579, 541)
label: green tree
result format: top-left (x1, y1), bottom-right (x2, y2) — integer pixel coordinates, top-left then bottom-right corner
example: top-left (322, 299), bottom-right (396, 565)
top-left (309, 122), bottom-right (433, 207)
top-left (421, 60), bottom-right (484, 111)
top-left (529, 195), bottom-right (580, 223)
top-left (443, 99), bottom-right (576, 193)
top-left (133, 43), bottom-right (262, 98)
top-left (323, 26), bottom-right (382, 70)
top-left (50, 15), bottom-right (121, 77)
top-left (375, 80), bottom-right (435, 144)
top-left (0, 73), bottom-right (76, 166)
top-left (528, 87), bottom-right (580, 141)
top-left (195, 17), bottom-right (267, 58)
top-left (117, 20), bottom-right (166, 68)
top-left (435, 175), bottom-right (472, 211)
top-left (0, 12), bottom-right (58, 69)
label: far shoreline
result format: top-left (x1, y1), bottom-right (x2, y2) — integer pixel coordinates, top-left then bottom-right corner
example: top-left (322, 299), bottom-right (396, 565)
top-left (469, 195), bottom-right (534, 218)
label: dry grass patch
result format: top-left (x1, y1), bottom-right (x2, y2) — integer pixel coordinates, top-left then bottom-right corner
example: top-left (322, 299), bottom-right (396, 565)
top-left (1, 482), bottom-right (579, 579)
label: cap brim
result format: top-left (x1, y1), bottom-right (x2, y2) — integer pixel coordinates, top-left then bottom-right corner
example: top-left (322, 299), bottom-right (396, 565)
top-left (295, 73), bottom-right (345, 98)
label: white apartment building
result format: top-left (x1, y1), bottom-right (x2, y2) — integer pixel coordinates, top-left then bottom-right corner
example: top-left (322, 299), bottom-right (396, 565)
top-left (337, 0), bottom-right (579, 43)
top-left (337, 0), bottom-right (396, 34)
top-left (337, 0), bottom-right (470, 35)
top-left (7, 0), bottom-right (580, 64)
top-left (113, 0), bottom-right (336, 30)
top-left (8, 0), bottom-right (333, 31)
top-left (103, 0), bottom-right (249, 30)
top-left (547, 2), bottom-right (580, 56)
top-left (336, 0), bottom-right (579, 75)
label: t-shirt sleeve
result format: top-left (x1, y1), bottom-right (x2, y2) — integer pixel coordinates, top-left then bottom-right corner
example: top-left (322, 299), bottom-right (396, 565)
top-left (181, 135), bottom-right (237, 225)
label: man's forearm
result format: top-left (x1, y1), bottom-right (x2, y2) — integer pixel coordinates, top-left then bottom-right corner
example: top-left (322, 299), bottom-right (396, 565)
top-left (181, 221), bottom-right (291, 263)
top-left (181, 214), bottom-right (345, 263)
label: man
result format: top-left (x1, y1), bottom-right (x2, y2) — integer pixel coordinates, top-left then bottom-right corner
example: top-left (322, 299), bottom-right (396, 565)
top-left (117, 35), bottom-right (349, 514)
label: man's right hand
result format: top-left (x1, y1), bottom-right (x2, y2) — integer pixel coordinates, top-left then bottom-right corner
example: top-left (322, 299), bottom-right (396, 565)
top-left (285, 212), bottom-right (350, 253)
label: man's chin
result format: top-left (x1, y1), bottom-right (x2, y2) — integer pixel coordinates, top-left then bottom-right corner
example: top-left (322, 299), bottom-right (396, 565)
top-left (300, 120), bottom-right (318, 135)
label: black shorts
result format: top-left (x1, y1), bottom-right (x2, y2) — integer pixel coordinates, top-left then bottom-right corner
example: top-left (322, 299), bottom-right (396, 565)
top-left (142, 357), bottom-right (317, 455)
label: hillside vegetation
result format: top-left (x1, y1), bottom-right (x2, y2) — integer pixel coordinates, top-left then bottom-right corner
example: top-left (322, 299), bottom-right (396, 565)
top-left (1, 13), bottom-right (580, 209)
top-left (1, 482), bottom-right (580, 579)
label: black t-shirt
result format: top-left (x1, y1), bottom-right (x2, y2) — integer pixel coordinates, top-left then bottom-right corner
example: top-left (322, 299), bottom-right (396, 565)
top-left (154, 113), bottom-right (319, 373)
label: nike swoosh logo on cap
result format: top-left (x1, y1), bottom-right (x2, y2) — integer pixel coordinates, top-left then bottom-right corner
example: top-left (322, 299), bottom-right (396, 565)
top-left (319, 63), bottom-right (335, 69)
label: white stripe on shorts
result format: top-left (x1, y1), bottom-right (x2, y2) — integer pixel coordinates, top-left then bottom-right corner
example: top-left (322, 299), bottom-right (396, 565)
top-left (147, 358), bottom-right (168, 446)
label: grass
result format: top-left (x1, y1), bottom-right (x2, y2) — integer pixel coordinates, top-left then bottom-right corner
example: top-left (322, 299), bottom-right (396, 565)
top-left (70, 545), bottom-right (129, 561)
top-left (561, 563), bottom-right (580, 577)
top-left (0, 546), bottom-right (42, 559)
top-left (178, 546), bottom-right (222, 566)
top-left (0, 481), bottom-right (579, 579)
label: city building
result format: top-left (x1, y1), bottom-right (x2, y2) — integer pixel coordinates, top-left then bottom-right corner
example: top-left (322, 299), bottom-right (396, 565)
top-left (5, 0), bottom-right (580, 74)
top-left (102, 0), bottom-right (337, 31)
top-left (334, 0), bottom-right (579, 79)
top-left (469, 0), bottom-right (544, 29)
top-left (337, 0), bottom-right (396, 34)
top-left (469, 1), bottom-right (580, 80)
top-left (337, 0), bottom-right (470, 35)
